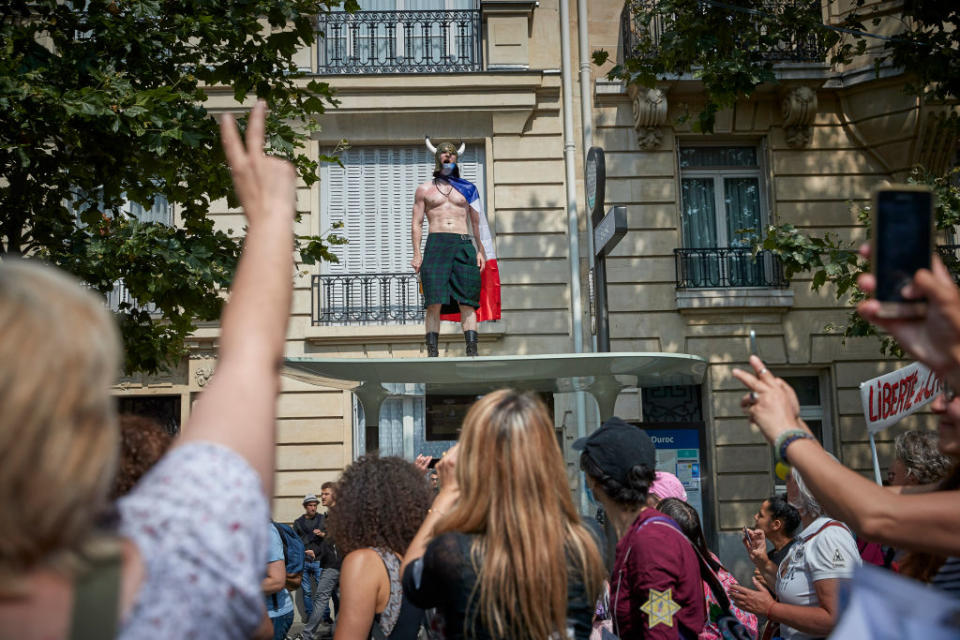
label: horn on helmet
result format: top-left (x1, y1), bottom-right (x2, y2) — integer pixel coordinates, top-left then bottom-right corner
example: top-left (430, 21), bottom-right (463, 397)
top-left (424, 136), bottom-right (437, 154)
top-left (457, 141), bottom-right (465, 155)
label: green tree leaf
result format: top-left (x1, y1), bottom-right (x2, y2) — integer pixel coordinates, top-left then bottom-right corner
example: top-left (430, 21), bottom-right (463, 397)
top-left (0, 0), bottom-right (352, 374)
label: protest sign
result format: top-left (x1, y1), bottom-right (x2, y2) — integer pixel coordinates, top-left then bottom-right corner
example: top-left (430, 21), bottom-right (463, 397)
top-left (859, 361), bottom-right (943, 436)
top-left (859, 361), bottom-right (943, 484)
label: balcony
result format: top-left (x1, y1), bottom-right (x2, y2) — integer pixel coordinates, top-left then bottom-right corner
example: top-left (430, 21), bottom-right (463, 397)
top-left (316, 9), bottom-right (482, 74)
top-left (675, 248), bottom-right (788, 289)
top-left (312, 273), bottom-right (425, 326)
top-left (620, 0), bottom-right (827, 65)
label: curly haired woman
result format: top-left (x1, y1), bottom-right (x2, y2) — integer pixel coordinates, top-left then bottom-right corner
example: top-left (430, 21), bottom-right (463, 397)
top-left (327, 456), bottom-right (433, 639)
top-left (400, 389), bottom-right (605, 640)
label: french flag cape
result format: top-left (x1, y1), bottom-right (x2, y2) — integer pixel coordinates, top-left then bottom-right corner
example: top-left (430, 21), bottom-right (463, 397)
top-left (439, 175), bottom-right (501, 322)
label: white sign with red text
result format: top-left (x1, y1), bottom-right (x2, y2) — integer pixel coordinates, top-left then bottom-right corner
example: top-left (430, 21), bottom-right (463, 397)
top-left (859, 361), bottom-right (944, 435)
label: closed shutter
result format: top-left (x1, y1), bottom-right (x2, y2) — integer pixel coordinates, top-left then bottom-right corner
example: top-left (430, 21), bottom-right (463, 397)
top-left (127, 194), bottom-right (171, 226)
top-left (321, 143), bottom-right (486, 274)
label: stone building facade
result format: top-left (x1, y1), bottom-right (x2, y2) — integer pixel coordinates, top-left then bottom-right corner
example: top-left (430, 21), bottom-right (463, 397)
top-left (113, 0), bottom-right (957, 567)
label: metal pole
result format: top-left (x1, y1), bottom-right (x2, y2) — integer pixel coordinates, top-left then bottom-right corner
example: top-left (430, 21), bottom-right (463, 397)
top-left (559, 0), bottom-right (583, 356)
top-left (577, 0), bottom-right (598, 352)
top-left (560, 0), bottom-right (589, 516)
top-left (869, 433), bottom-right (883, 485)
top-left (595, 254), bottom-right (610, 351)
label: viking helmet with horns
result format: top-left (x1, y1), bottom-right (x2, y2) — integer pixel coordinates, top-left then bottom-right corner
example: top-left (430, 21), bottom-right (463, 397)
top-left (425, 136), bottom-right (465, 175)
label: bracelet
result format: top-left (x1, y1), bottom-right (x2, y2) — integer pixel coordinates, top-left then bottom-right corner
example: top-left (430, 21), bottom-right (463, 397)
top-left (765, 601), bottom-right (777, 621)
top-left (774, 428), bottom-right (816, 464)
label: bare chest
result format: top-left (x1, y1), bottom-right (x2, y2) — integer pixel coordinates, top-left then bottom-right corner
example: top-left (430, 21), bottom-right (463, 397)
top-left (424, 181), bottom-right (468, 210)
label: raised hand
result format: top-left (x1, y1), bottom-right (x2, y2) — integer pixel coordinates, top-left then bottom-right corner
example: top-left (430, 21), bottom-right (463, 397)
top-left (414, 454), bottom-right (432, 474)
top-left (435, 443), bottom-right (460, 497)
top-left (220, 100), bottom-right (296, 228)
top-left (732, 355), bottom-right (807, 445)
top-left (743, 527), bottom-right (768, 566)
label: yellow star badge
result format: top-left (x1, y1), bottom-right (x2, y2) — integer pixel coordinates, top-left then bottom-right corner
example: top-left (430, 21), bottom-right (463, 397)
top-left (641, 587), bottom-right (681, 628)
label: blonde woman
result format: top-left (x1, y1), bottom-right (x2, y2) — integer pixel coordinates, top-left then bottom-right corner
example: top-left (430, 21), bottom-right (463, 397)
top-left (400, 390), bottom-right (605, 640)
top-left (0, 101), bottom-right (296, 639)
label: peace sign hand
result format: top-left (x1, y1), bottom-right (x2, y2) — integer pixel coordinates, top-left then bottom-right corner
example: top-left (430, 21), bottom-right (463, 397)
top-left (220, 100), bottom-right (296, 229)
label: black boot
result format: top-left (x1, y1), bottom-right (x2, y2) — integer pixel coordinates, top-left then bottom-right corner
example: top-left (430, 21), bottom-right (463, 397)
top-left (425, 332), bottom-right (439, 357)
top-left (464, 330), bottom-right (478, 357)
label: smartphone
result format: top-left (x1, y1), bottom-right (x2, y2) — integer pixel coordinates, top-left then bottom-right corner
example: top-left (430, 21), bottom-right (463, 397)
top-left (742, 526), bottom-right (751, 544)
top-left (871, 185), bottom-right (934, 318)
top-left (427, 457), bottom-right (441, 469)
top-left (749, 330), bottom-right (759, 359)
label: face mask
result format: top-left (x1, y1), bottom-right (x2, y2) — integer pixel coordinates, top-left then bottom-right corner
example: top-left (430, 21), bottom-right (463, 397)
top-left (440, 162), bottom-right (456, 176)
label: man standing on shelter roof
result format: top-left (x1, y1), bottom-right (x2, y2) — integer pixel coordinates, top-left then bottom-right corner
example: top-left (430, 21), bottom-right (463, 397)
top-left (411, 138), bottom-right (500, 357)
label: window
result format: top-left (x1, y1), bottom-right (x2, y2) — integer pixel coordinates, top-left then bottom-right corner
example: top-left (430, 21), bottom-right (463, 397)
top-left (783, 375), bottom-right (826, 443)
top-left (321, 144), bottom-right (485, 274)
top-left (677, 145), bottom-right (778, 288)
top-left (680, 146), bottom-right (764, 249)
top-left (69, 190), bottom-right (170, 313)
top-left (116, 394), bottom-right (182, 435)
top-left (775, 372), bottom-right (834, 482)
top-left (317, 144), bottom-right (486, 324)
top-left (320, 1), bottom-right (480, 74)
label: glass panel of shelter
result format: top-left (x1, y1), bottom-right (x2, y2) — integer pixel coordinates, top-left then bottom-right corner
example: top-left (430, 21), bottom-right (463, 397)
top-left (355, 389), bottom-right (554, 463)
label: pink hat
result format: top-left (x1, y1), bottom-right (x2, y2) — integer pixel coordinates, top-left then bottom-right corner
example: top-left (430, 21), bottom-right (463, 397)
top-left (650, 471), bottom-right (687, 502)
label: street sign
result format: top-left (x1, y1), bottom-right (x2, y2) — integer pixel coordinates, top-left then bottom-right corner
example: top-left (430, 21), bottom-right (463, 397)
top-left (594, 206), bottom-right (627, 257)
top-left (585, 147), bottom-right (606, 225)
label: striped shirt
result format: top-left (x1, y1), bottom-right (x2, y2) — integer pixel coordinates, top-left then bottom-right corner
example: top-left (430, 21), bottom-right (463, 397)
top-left (932, 556), bottom-right (960, 597)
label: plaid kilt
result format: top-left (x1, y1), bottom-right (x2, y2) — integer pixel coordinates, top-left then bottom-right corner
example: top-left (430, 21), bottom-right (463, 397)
top-left (420, 233), bottom-right (481, 314)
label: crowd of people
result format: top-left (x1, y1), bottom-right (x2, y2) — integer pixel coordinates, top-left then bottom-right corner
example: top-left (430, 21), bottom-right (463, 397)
top-left (2, 101), bottom-right (959, 640)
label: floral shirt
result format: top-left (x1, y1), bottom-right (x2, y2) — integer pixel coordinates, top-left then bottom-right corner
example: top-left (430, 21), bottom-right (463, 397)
top-left (699, 554), bottom-right (759, 640)
top-left (116, 442), bottom-right (269, 640)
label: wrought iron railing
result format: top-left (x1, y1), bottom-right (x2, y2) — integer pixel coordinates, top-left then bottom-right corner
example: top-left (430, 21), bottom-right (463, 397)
top-left (937, 244), bottom-right (960, 283)
top-left (316, 9), bottom-right (482, 74)
top-left (620, 0), bottom-right (826, 65)
top-left (675, 248), bottom-right (788, 289)
top-left (312, 272), bottom-right (425, 325)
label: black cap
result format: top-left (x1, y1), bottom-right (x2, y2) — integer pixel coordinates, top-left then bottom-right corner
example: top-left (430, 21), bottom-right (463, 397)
top-left (573, 417), bottom-right (656, 486)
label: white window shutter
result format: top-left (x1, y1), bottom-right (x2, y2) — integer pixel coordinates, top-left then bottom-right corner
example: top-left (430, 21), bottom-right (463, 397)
top-left (320, 143), bottom-right (485, 323)
top-left (322, 143), bottom-right (484, 275)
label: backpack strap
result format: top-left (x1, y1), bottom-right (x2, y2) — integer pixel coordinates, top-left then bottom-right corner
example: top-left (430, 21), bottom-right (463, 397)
top-left (70, 536), bottom-right (124, 640)
top-left (639, 517), bottom-right (735, 613)
top-left (803, 520), bottom-right (851, 543)
top-left (271, 522), bottom-right (285, 611)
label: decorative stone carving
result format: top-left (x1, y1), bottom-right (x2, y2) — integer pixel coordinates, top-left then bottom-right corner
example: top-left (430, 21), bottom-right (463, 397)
top-left (784, 125), bottom-right (812, 148)
top-left (195, 366), bottom-right (214, 387)
top-left (631, 87), bottom-right (668, 150)
top-left (781, 86), bottom-right (818, 148)
top-left (636, 127), bottom-right (665, 150)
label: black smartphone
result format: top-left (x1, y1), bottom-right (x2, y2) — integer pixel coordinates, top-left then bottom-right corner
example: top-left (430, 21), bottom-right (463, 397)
top-left (871, 185), bottom-right (934, 318)
top-left (427, 457), bottom-right (441, 469)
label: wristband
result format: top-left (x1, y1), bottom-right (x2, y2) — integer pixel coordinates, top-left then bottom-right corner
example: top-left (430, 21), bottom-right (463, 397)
top-left (774, 428), bottom-right (815, 464)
